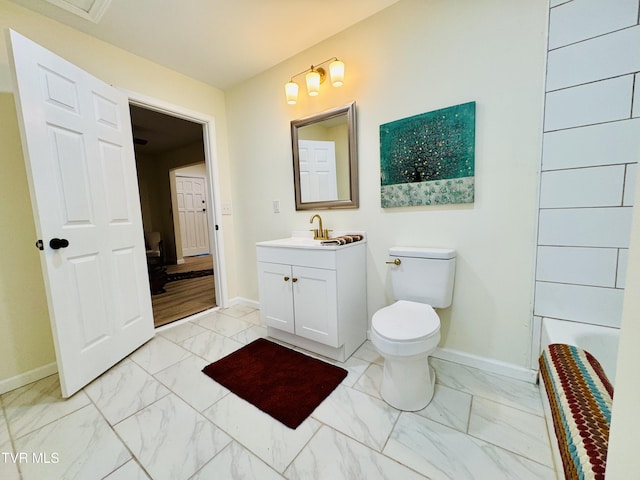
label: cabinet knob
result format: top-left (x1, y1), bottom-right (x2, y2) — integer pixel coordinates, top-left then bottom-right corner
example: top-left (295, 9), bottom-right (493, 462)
top-left (283, 276), bottom-right (290, 281)
top-left (292, 277), bottom-right (298, 283)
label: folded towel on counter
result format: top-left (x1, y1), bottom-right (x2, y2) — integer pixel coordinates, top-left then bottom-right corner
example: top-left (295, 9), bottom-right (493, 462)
top-left (321, 234), bottom-right (364, 246)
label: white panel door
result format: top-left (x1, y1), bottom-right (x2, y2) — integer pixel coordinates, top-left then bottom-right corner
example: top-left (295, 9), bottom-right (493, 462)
top-left (298, 140), bottom-right (338, 202)
top-left (7, 30), bottom-right (154, 397)
top-left (176, 176), bottom-right (210, 257)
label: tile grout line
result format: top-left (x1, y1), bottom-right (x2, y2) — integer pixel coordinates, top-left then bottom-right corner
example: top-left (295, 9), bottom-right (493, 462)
top-left (84, 391), bottom-right (152, 480)
top-left (280, 422), bottom-right (323, 477)
top-left (0, 395), bottom-right (23, 480)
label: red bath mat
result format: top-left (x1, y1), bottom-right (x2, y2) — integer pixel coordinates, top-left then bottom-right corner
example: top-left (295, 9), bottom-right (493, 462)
top-left (202, 338), bottom-right (347, 429)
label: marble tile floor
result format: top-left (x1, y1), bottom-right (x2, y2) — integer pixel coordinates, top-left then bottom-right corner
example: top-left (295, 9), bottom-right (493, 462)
top-left (0, 305), bottom-right (558, 480)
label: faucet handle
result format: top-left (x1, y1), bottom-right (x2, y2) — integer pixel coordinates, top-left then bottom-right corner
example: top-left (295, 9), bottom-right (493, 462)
top-left (324, 229), bottom-right (333, 239)
top-left (310, 228), bottom-right (320, 239)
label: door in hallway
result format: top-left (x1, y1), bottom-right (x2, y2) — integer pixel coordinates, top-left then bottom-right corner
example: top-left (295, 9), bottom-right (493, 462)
top-left (176, 175), bottom-right (210, 257)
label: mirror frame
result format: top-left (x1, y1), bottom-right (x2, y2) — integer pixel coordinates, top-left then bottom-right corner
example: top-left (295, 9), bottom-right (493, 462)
top-left (291, 102), bottom-right (359, 210)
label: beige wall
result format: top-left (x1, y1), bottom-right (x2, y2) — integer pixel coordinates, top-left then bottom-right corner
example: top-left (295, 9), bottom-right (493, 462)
top-left (226, 0), bottom-right (548, 369)
top-left (0, 0), bottom-right (235, 385)
top-left (0, 93), bottom-right (55, 382)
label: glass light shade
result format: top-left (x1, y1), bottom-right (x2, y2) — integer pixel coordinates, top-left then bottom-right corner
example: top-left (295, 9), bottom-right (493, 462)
top-left (285, 81), bottom-right (298, 105)
top-left (306, 70), bottom-right (320, 96)
top-left (329, 60), bottom-right (345, 87)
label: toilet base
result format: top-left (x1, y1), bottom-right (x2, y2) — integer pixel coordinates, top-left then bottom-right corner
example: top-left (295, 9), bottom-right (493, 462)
top-left (380, 356), bottom-right (436, 411)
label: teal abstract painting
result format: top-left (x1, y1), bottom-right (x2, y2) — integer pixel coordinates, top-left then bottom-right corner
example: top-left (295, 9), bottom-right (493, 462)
top-left (380, 102), bottom-right (475, 207)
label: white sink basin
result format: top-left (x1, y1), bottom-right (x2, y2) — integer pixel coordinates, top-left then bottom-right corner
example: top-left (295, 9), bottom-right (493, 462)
top-left (256, 236), bottom-right (324, 249)
top-left (256, 231), bottom-right (366, 250)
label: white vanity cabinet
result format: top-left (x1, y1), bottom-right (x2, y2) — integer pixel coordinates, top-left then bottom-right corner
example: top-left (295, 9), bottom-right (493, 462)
top-left (257, 263), bottom-right (338, 346)
top-left (256, 238), bottom-right (366, 362)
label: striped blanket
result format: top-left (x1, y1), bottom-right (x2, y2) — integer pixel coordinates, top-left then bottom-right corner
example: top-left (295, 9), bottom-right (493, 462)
top-left (539, 344), bottom-right (613, 480)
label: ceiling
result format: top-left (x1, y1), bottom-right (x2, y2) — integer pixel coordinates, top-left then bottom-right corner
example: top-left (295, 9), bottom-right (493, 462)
top-left (8, 0), bottom-right (400, 154)
top-left (129, 104), bottom-right (203, 155)
top-left (8, 0), bottom-right (400, 90)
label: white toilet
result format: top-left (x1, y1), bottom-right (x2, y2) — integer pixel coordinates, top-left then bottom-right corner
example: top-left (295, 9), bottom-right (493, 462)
top-left (371, 246), bottom-right (456, 411)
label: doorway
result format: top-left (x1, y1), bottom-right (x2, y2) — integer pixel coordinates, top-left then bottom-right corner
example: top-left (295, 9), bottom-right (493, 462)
top-left (129, 102), bottom-right (223, 327)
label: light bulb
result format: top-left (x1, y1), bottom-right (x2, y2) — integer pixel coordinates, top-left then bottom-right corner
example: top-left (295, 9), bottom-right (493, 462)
top-left (285, 81), bottom-right (298, 105)
top-left (329, 60), bottom-right (344, 87)
top-left (306, 70), bottom-right (320, 96)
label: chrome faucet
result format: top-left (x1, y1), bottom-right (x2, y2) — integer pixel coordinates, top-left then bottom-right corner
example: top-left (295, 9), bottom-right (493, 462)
top-left (309, 214), bottom-right (331, 240)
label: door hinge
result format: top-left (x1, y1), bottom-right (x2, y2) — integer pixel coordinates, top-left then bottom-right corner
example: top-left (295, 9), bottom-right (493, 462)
top-left (35, 239), bottom-right (44, 251)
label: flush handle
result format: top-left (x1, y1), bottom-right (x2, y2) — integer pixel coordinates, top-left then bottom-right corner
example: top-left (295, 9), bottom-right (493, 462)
top-left (385, 258), bottom-right (401, 266)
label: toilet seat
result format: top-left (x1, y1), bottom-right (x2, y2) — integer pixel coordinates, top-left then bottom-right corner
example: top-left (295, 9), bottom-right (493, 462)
top-left (371, 300), bottom-right (440, 357)
top-left (372, 300), bottom-right (439, 340)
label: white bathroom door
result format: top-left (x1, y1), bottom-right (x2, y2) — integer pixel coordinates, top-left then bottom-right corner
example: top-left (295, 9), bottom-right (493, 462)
top-left (176, 176), bottom-right (210, 257)
top-left (298, 140), bottom-right (338, 202)
top-left (7, 30), bottom-right (154, 397)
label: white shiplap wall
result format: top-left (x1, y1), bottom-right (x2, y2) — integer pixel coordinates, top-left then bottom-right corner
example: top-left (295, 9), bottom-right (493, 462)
top-left (534, 0), bottom-right (640, 334)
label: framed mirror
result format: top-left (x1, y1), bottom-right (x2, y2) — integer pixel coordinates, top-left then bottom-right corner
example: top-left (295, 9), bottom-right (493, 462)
top-left (291, 102), bottom-right (358, 210)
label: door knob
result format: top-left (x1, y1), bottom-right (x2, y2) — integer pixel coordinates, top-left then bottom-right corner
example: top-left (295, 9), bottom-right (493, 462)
top-left (49, 238), bottom-right (69, 250)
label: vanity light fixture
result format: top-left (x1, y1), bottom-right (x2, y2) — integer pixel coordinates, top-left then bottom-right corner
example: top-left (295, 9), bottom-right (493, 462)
top-left (284, 57), bottom-right (345, 105)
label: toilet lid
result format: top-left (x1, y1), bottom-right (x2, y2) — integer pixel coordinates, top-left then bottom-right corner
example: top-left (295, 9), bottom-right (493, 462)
top-left (372, 300), bottom-right (440, 341)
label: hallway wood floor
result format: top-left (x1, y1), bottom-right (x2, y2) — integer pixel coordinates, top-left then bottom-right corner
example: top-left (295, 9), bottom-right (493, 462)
top-left (151, 255), bottom-right (216, 328)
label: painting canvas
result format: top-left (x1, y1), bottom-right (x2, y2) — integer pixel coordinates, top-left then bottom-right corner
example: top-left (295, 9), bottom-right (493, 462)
top-left (380, 102), bottom-right (475, 207)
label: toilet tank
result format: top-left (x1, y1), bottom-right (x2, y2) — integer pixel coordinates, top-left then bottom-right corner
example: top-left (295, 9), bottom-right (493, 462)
top-left (389, 247), bottom-right (456, 308)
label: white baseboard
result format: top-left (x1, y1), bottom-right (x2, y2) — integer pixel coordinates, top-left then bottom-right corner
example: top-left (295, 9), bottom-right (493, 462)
top-left (228, 296), bottom-right (260, 310)
top-left (0, 362), bottom-right (58, 395)
top-left (433, 347), bottom-right (538, 384)
top-left (246, 305), bottom-right (536, 383)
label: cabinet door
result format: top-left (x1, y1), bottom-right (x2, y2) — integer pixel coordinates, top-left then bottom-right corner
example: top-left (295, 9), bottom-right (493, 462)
top-left (292, 266), bottom-right (339, 347)
top-left (257, 262), bottom-right (294, 333)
